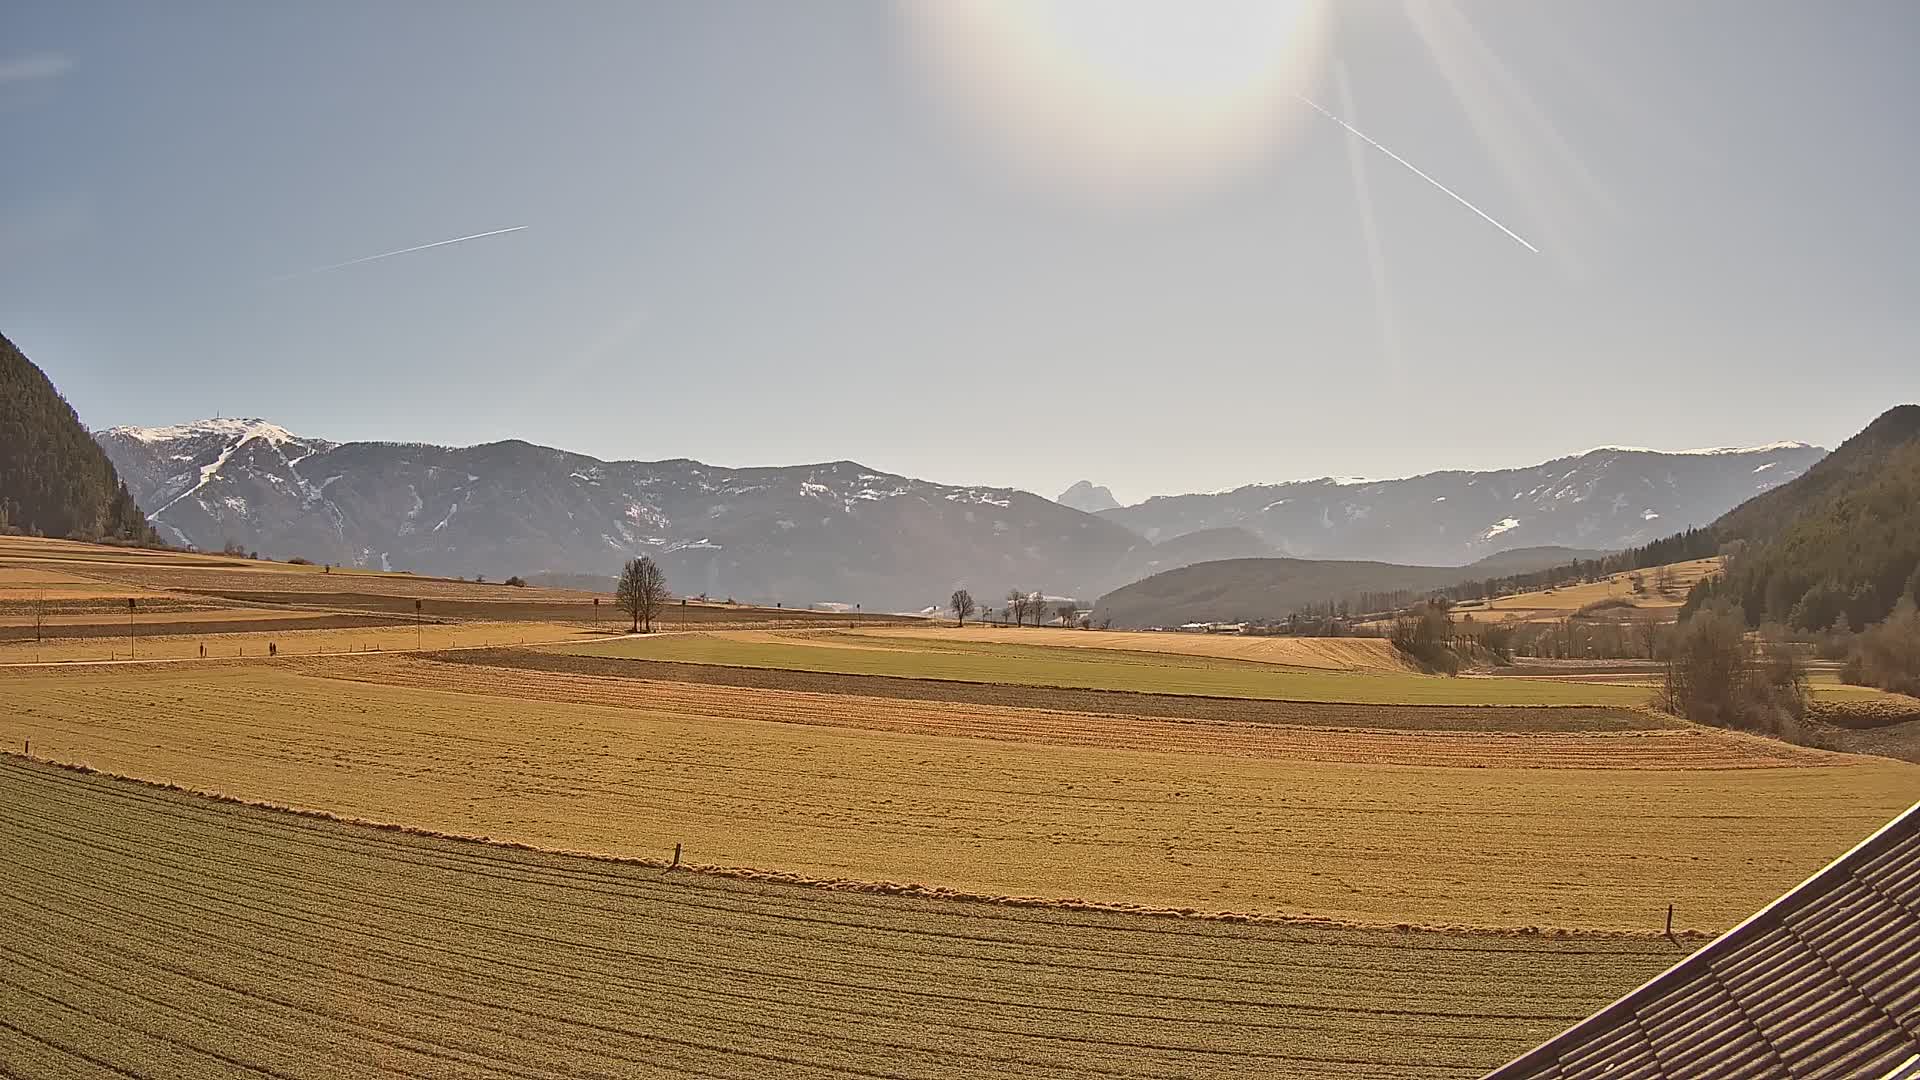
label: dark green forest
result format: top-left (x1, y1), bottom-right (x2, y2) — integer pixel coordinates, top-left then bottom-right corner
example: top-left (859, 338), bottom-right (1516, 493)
top-left (0, 331), bottom-right (158, 544)
top-left (1684, 406), bottom-right (1920, 630)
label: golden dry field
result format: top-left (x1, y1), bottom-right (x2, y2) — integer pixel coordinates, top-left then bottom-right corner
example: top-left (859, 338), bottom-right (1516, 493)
top-left (0, 535), bottom-right (921, 660)
top-left (0, 618), bottom-right (609, 662)
top-left (7, 536), bottom-right (1916, 1078)
top-left (5, 657), bottom-right (1913, 932)
top-left (551, 629), bottom-right (1655, 706)
top-left (866, 625), bottom-right (1423, 671)
top-left (0, 755), bottom-right (1695, 1079)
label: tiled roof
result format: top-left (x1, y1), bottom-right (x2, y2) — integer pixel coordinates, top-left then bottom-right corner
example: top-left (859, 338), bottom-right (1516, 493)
top-left (1486, 800), bottom-right (1920, 1079)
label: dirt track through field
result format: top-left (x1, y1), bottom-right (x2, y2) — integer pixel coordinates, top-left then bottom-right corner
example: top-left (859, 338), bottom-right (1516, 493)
top-left (5, 661), bottom-right (1912, 931)
top-left (1, 756), bottom-right (1694, 1079)
top-left (0, 611), bottom-right (406, 642)
top-left (445, 649), bottom-right (1665, 732)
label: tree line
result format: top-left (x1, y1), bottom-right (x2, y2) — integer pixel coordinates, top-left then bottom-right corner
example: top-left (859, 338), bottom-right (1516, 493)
top-left (1681, 439), bottom-right (1920, 633)
top-left (948, 587), bottom-right (1080, 627)
top-left (0, 332), bottom-right (158, 545)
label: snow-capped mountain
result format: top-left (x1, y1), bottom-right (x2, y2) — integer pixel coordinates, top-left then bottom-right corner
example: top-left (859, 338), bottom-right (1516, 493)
top-left (1095, 443), bottom-right (1827, 565)
top-left (96, 420), bottom-right (1152, 608)
top-left (101, 419), bottom-right (337, 548)
top-left (96, 419), bottom-right (1826, 609)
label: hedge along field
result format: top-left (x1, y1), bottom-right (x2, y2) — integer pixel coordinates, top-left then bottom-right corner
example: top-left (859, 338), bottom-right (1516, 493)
top-left (5, 660), bottom-right (1913, 932)
top-left (551, 631), bottom-right (1652, 706)
top-left (0, 756), bottom-right (1692, 1080)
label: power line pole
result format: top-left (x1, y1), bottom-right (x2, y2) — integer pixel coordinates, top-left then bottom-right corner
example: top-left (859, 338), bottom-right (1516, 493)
top-left (127, 597), bottom-right (136, 659)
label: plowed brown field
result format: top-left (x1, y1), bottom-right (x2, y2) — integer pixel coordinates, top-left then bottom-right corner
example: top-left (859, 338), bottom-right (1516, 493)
top-left (5, 659), bottom-right (1912, 931)
top-left (1, 756), bottom-right (1694, 1079)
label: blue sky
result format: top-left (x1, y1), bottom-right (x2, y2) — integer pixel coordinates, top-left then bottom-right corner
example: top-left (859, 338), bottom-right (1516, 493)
top-left (2, 1), bottom-right (1914, 504)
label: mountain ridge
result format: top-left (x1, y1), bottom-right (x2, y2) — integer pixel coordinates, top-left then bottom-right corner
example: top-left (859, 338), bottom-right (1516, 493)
top-left (98, 417), bottom-right (1826, 612)
top-left (1092, 547), bottom-right (1603, 629)
top-left (1097, 443), bottom-right (1825, 565)
top-left (1684, 405), bottom-right (1920, 630)
top-left (0, 333), bottom-right (157, 544)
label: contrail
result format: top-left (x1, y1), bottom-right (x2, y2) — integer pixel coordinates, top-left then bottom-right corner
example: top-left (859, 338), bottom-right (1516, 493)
top-left (1296, 95), bottom-right (1539, 253)
top-left (273, 225), bottom-right (529, 280)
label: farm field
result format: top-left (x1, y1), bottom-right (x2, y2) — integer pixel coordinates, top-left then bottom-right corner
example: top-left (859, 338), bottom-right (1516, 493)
top-left (552, 629), bottom-right (1654, 706)
top-left (0, 756), bottom-right (1693, 1080)
top-left (440, 648), bottom-right (1673, 733)
top-left (7, 538), bottom-right (1916, 1078)
top-left (5, 657), bottom-right (1913, 932)
top-left (0, 619), bottom-right (610, 662)
top-left (0, 535), bottom-right (922, 660)
top-left (867, 625), bottom-right (1424, 670)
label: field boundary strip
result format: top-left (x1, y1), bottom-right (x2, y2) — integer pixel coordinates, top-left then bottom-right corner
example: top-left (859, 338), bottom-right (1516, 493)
top-left (0, 752), bottom-right (1716, 939)
top-left (492, 648), bottom-right (1662, 715)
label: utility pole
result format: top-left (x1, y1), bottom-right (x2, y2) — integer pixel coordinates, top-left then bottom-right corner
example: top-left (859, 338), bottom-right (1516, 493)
top-left (415, 598), bottom-right (423, 651)
top-left (127, 597), bottom-right (136, 659)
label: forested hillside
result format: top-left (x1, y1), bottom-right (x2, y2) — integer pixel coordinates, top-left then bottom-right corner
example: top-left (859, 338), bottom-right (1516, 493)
top-left (1685, 405), bottom-right (1920, 629)
top-left (0, 332), bottom-right (156, 543)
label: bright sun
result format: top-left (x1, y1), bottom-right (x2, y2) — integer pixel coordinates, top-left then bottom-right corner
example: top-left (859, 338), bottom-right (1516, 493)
top-left (901, 0), bottom-right (1329, 202)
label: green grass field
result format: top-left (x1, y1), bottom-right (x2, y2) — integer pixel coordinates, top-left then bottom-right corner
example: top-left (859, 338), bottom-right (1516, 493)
top-left (552, 632), bottom-right (1653, 706)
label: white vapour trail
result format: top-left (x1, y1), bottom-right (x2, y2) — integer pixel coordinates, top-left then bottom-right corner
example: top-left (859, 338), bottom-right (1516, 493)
top-left (1295, 95), bottom-right (1539, 253)
top-left (274, 225), bottom-right (529, 280)
top-left (1332, 61), bottom-right (1400, 369)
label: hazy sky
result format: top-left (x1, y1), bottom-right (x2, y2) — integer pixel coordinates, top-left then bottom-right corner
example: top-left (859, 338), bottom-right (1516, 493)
top-left (3, 2), bottom-right (1914, 504)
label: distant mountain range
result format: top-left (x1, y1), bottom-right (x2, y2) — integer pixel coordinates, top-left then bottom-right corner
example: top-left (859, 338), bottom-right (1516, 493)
top-left (97, 417), bottom-right (1826, 611)
top-left (97, 419), bottom-right (1156, 610)
top-left (1093, 442), bottom-right (1824, 566)
top-left (1056, 480), bottom-right (1120, 514)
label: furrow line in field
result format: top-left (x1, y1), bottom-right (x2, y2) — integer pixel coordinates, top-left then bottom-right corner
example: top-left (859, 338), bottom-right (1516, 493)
top-left (6, 808), bottom-right (1583, 1048)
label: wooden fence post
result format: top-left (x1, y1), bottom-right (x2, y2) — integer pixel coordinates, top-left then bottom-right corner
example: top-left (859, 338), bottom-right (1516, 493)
top-left (672, 843), bottom-right (681, 869)
top-left (1666, 903), bottom-right (1674, 936)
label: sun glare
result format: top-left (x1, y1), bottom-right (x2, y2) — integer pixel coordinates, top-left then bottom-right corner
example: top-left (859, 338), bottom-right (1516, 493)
top-left (901, 0), bottom-right (1329, 202)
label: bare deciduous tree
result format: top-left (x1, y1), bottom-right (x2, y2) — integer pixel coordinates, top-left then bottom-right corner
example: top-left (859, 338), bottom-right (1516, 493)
top-left (1635, 615), bottom-right (1661, 660)
top-left (1006, 589), bottom-right (1026, 627)
top-left (1654, 563), bottom-right (1678, 595)
top-left (617, 555), bottom-right (670, 633)
top-left (950, 588), bottom-right (976, 627)
top-left (1055, 602), bottom-right (1077, 627)
top-left (31, 591), bottom-right (47, 643)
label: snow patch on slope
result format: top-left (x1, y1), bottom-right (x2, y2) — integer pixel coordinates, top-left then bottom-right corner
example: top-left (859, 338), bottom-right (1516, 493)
top-left (107, 418), bottom-right (312, 447)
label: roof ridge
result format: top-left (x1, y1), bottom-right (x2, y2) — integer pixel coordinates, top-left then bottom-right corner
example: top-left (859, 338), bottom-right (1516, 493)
top-left (1484, 799), bottom-right (1920, 1078)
